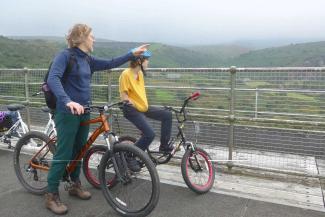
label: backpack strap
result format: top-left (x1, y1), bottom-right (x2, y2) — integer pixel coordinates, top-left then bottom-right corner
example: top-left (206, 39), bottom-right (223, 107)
top-left (44, 48), bottom-right (78, 83)
top-left (62, 48), bottom-right (78, 83)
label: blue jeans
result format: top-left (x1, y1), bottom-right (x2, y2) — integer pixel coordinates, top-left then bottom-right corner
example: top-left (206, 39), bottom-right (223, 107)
top-left (123, 105), bottom-right (172, 150)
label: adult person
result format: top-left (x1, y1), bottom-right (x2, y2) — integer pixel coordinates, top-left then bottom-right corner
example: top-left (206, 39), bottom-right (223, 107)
top-left (119, 50), bottom-right (173, 171)
top-left (46, 23), bottom-right (149, 215)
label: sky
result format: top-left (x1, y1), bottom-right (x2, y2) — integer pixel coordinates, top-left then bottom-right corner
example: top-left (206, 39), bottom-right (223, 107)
top-left (1, 0), bottom-right (325, 45)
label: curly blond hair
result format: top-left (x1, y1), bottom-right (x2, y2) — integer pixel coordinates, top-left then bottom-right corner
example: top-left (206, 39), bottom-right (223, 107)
top-left (66, 24), bottom-right (92, 48)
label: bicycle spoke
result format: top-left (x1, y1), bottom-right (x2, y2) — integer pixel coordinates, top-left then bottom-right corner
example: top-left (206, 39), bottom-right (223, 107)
top-left (14, 131), bottom-right (55, 195)
top-left (99, 143), bottom-right (159, 216)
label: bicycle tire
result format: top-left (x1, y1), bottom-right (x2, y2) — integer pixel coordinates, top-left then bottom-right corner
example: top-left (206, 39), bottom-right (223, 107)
top-left (99, 142), bottom-right (160, 217)
top-left (13, 131), bottom-right (56, 195)
top-left (181, 147), bottom-right (215, 194)
top-left (83, 136), bottom-right (136, 189)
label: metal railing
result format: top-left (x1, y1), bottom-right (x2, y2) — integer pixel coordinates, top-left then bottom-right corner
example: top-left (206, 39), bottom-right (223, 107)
top-left (0, 67), bottom-right (324, 178)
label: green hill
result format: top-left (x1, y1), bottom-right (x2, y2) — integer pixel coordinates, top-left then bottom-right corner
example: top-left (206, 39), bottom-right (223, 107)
top-left (1, 36), bottom-right (325, 68)
top-left (0, 36), bottom-right (224, 68)
top-left (0, 36), bottom-right (65, 68)
top-left (227, 41), bottom-right (325, 67)
top-left (186, 44), bottom-right (251, 60)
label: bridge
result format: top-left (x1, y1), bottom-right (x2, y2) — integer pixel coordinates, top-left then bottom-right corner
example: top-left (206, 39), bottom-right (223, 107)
top-left (0, 67), bottom-right (324, 215)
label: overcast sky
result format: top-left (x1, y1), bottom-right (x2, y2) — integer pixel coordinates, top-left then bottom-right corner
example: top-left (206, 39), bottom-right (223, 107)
top-left (1, 0), bottom-right (325, 45)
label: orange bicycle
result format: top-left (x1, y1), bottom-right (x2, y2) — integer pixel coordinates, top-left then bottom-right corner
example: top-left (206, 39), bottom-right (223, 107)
top-left (13, 102), bottom-right (160, 217)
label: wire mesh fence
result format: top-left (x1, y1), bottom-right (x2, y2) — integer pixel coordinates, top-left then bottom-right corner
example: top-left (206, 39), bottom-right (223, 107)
top-left (0, 67), bottom-right (324, 178)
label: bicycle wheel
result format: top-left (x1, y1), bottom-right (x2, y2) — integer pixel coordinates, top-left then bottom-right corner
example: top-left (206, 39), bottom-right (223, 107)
top-left (13, 131), bottom-right (56, 195)
top-left (181, 147), bottom-right (215, 194)
top-left (99, 142), bottom-right (160, 217)
top-left (83, 136), bottom-right (136, 189)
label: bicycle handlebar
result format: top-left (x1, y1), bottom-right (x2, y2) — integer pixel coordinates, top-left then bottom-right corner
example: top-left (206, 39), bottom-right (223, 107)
top-left (84, 101), bottom-right (125, 113)
top-left (181, 91), bottom-right (200, 110)
top-left (189, 92), bottom-right (200, 101)
top-left (165, 92), bottom-right (200, 122)
top-left (31, 91), bottom-right (42, 97)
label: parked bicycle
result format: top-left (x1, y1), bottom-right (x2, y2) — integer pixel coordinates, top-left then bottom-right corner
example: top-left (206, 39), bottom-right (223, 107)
top-left (0, 104), bottom-right (29, 149)
top-left (40, 106), bottom-right (56, 138)
top-left (13, 101), bottom-right (160, 217)
top-left (32, 91), bottom-right (57, 138)
top-left (0, 104), bottom-right (56, 149)
top-left (146, 92), bottom-right (216, 194)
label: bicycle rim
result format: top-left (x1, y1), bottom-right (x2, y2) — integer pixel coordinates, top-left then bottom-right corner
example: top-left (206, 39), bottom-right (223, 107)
top-left (83, 136), bottom-right (136, 189)
top-left (13, 131), bottom-right (56, 195)
top-left (99, 142), bottom-right (160, 217)
top-left (181, 147), bottom-right (215, 194)
top-left (83, 145), bottom-right (114, 189)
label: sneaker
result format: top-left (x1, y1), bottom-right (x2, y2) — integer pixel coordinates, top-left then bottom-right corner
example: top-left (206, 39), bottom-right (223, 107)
top-left (159, 145), bottom-right (174, 153)
top-left (126, 155), bottom-right (141, 172)
top-left (45, 192), bottom-right (68, 215)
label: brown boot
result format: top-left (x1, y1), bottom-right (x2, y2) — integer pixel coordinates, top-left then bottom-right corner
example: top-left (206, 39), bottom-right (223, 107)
top-left (68, 181), bottom-right (91, 200)
top-left (45, 192), bottom-right (68, 215)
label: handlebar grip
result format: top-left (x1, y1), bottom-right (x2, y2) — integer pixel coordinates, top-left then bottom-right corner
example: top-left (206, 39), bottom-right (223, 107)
top-left (31, 91), bottom-right (42, 97)
top-left (190, 92), bottom-right (200, 100)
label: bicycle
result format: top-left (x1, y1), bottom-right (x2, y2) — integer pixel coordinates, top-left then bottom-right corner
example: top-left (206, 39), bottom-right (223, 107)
top-left (0, 104), bottom-right (29, 149)
top-left (40, 106), bottom-right (56, 138)
top-left (146, 92), bottom-right (216, 194)
top-left (0, 105), bottom-right (57, 149)
top-left (31, 91), bottom-right (57, 138)
top-left (13, 102), bottom-right (160, 217)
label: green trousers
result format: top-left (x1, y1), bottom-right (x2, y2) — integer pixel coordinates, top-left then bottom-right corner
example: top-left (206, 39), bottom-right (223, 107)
top-left (47, 112), bottom-right (90, 193)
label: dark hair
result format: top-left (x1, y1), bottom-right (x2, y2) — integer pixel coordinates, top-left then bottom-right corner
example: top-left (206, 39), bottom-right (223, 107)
top-left (129, 58), bottom-right (147, 68)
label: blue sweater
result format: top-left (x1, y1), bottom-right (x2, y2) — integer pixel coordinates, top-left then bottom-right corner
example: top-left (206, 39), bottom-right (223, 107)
top-left (47, 47), bottom-right (133, 113)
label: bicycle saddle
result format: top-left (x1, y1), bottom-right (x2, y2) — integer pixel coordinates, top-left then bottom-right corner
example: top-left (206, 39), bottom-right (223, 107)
top-left (7, 104), bottom-right (25, 111)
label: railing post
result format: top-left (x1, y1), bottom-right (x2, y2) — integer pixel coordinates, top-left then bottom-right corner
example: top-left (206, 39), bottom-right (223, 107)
top-left (24, 67), bottom-right (31, 130)
top-left (255, 88), bottom-right (259, 118)
top-left (227, 66), bottom-right (237, 170)
top-left (107, 70), bottom-right (113, 126)
top-left (107, 70), bottom-right (112, 104)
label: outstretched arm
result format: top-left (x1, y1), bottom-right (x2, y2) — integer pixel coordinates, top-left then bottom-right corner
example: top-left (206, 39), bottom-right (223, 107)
top-left (90, 44), bottom-right (150, 72)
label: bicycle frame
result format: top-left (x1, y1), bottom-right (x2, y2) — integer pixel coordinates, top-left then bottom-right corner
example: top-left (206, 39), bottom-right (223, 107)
top-left (29, 104), bottom-right (120, 175)
top-left (1, 110), bottom-right (29, 144)
top-left (168, 93), bottom-right (201, 153)
top-left (43, 112), bottom-right (56, 136)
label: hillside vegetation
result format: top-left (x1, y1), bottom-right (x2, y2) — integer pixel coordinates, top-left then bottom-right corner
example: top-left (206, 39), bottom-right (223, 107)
top-left (227, 41), bottom-right (325, 67)
top-left (1, 36), bottom-right (325, 68)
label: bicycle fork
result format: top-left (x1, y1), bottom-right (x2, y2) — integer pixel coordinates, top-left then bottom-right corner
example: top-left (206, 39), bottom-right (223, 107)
top-left (103, 133), bottom-right (132, 184)
top-left (186, 142), bottom-right (204, 172)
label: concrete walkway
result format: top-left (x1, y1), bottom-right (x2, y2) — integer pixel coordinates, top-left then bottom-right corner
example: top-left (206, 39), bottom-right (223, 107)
top-left (0, 146), bottom-right (324, 217)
